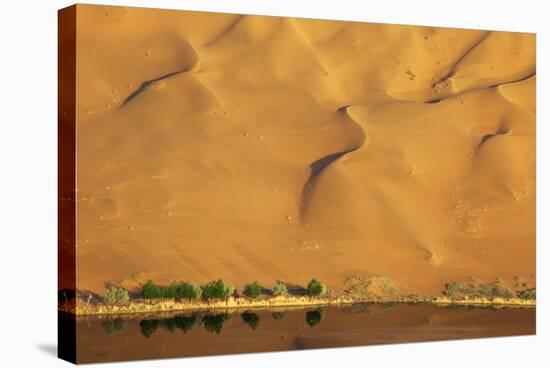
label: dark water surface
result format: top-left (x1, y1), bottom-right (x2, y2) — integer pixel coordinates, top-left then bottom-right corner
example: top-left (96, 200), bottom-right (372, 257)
top-left (62, 303), bottom-right (535, 363)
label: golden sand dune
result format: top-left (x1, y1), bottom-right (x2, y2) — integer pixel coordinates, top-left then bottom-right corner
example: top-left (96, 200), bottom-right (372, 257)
top-left (72, 5), bottom-right (535, 296)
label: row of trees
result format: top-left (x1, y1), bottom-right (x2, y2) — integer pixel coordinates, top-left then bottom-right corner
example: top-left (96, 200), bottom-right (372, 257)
top-left (142, 279), bottom-right (327, 301)
top-left (103, 278), bottom-right (328, 304)
top-left (143, 280), bottom-right (203, 300)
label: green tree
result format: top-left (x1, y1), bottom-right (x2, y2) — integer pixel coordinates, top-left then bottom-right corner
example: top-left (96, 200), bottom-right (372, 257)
top-left (143, 280), bottom-right (163, 300)
top-left (272, 282), bottom-right (288, 296)
top-left (202, 279), bottom-right (234, 300)
top-left (243, 282), bottom-right (262, 299)
top-left (103, 286), bottom-right (130, 304)
top-left (176, 282), bottom-right (202, 300)
top-left (164, 282), bottom-right (178, 299)
top-left (518, 288), bottom-right (536, 300)
top-left (307, 279), bottom-right (327, 296)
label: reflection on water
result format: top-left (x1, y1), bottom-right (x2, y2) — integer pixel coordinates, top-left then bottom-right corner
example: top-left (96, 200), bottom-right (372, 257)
top-left (66, 304), bottom-right (535, 364)
top-left (306, 310), bottom-right (324, 327)
top-left (202, 313), bottom-right (230, 334)
top-left (133, 310), bottom-right (307, 337)
top-left (102, 318), bottom-right (128, 335)
top-left (271, 311), bottom-right (286, 320)
top-left (241, 312), bottom-right (260, 330)
top-left (139, 313), bottom-right (234, 337)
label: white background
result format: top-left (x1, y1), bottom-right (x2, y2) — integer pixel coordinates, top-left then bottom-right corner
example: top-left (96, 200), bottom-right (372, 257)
top-left (0, 0), bottom-right (546, 366)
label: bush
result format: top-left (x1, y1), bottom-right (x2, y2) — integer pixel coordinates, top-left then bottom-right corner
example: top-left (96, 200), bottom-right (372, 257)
top-left (517, 288), bottom-right (536, 300)
top-left (406, 294), bottom-right (421, 303)
top-left (243, 282), bottom-right (262, 299)
top-left (479, 280), bottom-right (514, 299)
top-left (343, 275), bottom-right (398, 299)
top-left (379, 277), bottom-right (397, 295)
top-left (103, 286), bottom-right (130, 304)
top-left (176, 282), bottom-right (202, 300)
top-left (443, 279), bottom-right (514, 300)
top-left (143, 280), bottom-right (164, 300)
top-left (307, 279), bottom-right (327, 296)
top-left (444, 282), bottom-right (461, 298)
top-left (273, 282), bottom-right (288, 296)
top-left (202, 279), bottom-right (234, 300)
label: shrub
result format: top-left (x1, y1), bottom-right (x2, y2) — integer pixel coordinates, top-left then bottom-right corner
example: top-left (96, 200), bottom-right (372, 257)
top-left (176, 282), bottom-right (202, 300)
top-left (273, 282), bottom-right (288, 296)
top-left (343, 275), bottom-right (398, 299)
top-left (517, 288), bottom-right (536, 300)
top-left (479, 280), bottom-right (514, 299)
top-left (103, 286), bottom-right (130, 304)
top-left (444, 279), bottom-right (514, 300)
top-left (241, 311), bottom-right (260, 330)
top-left (307, 279), bottom-right (327, 296)
top-left (444, 282), bottom-right (461, 298)
top-left (243, 282), bottom-right (262, 299)
top-left (380, 277), bottom-right (397, 295)
top-left (202, 279), bottom-right (234, 300)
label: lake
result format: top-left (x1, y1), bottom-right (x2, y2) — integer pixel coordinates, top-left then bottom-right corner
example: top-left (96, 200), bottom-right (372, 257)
top-left (59, 303), bottom-right (535, 363)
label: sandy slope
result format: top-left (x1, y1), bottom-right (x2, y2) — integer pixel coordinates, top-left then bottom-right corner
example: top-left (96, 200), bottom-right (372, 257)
top-left (73, 5), bottom-right (535, 296)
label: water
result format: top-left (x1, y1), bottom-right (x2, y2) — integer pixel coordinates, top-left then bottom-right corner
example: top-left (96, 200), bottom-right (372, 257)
top-left (60, 303), bottom-right (535, 363)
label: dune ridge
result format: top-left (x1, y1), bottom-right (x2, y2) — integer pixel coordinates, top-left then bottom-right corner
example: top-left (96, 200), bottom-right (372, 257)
top-left (300, 105), bottom-right (367, 221)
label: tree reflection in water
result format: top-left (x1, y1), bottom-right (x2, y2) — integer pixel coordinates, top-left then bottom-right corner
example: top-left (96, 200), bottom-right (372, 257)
top-left (241, 311), bottom-right (260, 330)
top-left (139, 315), bottom-right (198, 338)
top-left (132, 308), bottom-right (327, 338)
top-left (306, 310), bottom-right (324, 327)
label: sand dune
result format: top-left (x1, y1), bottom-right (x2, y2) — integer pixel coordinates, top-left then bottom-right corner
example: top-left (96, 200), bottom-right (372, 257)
top-left (72, 5), bottom-right (535, 296)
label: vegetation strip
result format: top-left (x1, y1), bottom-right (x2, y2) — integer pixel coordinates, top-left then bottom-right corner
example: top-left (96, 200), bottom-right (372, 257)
top-left (60, 277), bottom-right (536, 316)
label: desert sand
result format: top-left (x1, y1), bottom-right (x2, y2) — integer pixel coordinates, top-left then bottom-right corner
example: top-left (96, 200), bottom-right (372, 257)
top-left (70, 5), bottom-right (535, 297)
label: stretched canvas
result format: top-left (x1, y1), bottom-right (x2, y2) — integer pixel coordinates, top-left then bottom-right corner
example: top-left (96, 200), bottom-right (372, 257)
top-left (58, 4), bottom-right (536, 364)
